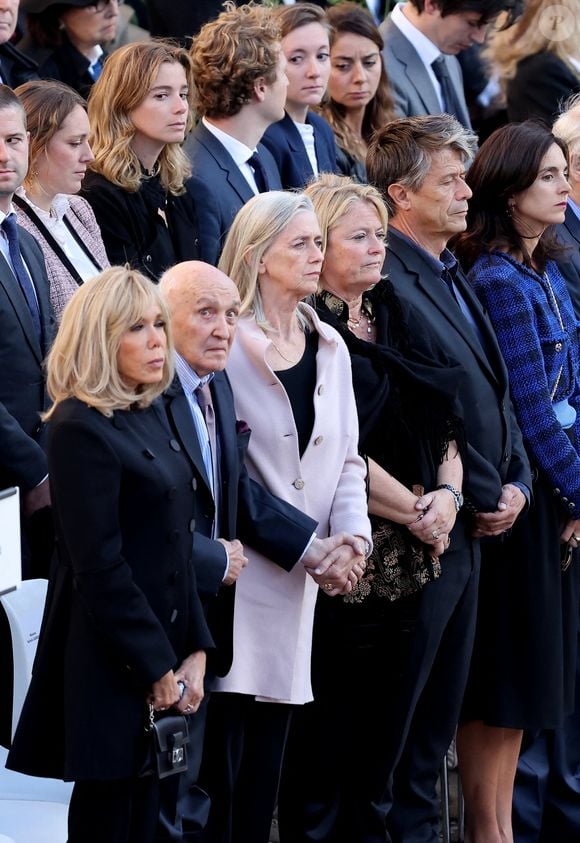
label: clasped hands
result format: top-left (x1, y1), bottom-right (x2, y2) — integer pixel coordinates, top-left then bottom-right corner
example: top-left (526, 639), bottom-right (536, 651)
top-left (149, 650), bottom-right (207, 714)
top-left (302, 532), bottom-right (367, 596)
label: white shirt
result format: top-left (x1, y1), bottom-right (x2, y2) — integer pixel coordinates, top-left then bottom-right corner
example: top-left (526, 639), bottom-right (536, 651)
top-left (18, 191), bottom-right (100, 283)
top-left (202, 117), bottom-right (261, 194)
top-left (294, 120), bottom-right (319, 177)
top-left (391, 3), bottom-right (445, 110)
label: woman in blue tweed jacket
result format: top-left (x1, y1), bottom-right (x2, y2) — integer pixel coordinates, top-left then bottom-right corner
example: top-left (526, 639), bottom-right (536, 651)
top-left (453, 120), bottom-right (580, 843)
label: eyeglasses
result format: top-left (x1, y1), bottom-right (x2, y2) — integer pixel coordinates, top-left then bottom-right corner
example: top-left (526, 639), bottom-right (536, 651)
top-left (86, 0), bottom-right (124, 13)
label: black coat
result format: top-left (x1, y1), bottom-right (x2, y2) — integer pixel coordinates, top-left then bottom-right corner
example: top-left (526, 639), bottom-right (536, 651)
top-left (385, 227), bottom-right (532, 514)
top-left (0, 41), bottom-right (38, 88)
top-left (7, 398), bottom-right (213, 781)
top-left (0, 225), bottom-right (53, 492)
top-left (557, 205), bottom-right (580, 319)
top-left (164, 371), bottom-right (317, 677)
top-left (18, 32), bottom-right (102, 98)
top-left (81, 170), bottom-right (201, 282)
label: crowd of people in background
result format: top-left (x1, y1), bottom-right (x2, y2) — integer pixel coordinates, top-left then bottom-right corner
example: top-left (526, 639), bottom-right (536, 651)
top-left (0, 1), bottom-right (579, 842)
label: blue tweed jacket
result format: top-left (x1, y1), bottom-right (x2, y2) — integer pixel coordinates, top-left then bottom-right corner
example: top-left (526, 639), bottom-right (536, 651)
top-left (469, 252), bottom-right (580, 517)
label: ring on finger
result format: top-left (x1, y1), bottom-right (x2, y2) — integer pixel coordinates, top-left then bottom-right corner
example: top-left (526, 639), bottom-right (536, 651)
top-left (431, 530), bottom-right (439, 540)
top-left (323, 582), bottom-right (333, 591)
top-left (573, 534), bottom-right (580, 543)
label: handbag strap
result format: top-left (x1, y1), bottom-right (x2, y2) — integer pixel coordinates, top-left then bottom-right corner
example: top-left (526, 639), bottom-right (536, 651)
top-left (13, 194), bottom-right (103, 287)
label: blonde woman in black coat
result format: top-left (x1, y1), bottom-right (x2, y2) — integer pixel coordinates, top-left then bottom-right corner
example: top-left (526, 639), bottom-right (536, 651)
top-left (7, 267), bottom-right (213, 843)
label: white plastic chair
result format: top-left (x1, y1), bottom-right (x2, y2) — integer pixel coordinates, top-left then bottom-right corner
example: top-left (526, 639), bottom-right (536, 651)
top-left (0, 580), bottom-right (72, 843)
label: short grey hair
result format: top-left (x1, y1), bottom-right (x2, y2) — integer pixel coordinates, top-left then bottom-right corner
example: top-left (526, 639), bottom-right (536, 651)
top-left (553, 93), bottom-right (580, 155)
top-left (366, 114), bottom-right (478, 216)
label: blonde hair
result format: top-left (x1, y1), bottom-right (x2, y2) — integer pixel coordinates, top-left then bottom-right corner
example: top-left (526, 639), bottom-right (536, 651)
top-left (44, 267), bottom-right (174, 419)
top-left (305, 173), bottom-right (388, 255)
top-left (553, 93), bottom-right (580, 153)
top-left (218, 191), bottom-right (316, 329)
top-left (87, 41), bottom-right (194, 194)
top-left (486, 0), bottom-right (580, 83)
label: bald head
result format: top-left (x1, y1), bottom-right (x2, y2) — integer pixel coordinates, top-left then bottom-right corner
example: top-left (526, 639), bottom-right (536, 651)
top-left (159, 261), bottom-right (241, 377)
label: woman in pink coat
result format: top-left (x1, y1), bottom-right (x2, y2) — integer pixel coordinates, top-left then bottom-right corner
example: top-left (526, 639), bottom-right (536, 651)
top-left (196, 191), bottom-right (372, 843)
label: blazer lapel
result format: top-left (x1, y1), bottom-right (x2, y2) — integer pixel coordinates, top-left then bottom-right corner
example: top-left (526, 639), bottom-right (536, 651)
top-left (166, 380), bottom-right (213, 494)
top-left (564, 205), bottom-right (580, 245)
top-left (389, 26), bottom-right (442, 115)
top-left (197, 123), bottom-right (254, 205)
top-left (0, 251), bottom-right (42, 363)
top-left (390, 231), bottom-right (500, 385)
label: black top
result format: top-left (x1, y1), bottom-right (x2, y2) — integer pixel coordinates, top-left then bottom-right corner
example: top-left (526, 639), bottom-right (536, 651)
top-left (275, 331), bottom-right (319, 457)
top-left (81, 169), bottom-right (200, 282)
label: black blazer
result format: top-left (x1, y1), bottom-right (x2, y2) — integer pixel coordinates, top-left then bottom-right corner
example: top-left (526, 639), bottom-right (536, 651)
top-left (8, 397), bottom-right (213, 781)
top-left (81, 170), bottom-right (200, 282)
top-left (261, 111), bottom-right (338, 190)
top-left (0, 226), bottom-right (53, 492)
top-left (164, 371), bottom-right (317, 676)
top-left (185, 121), bottom-right (282, 266)
top-left (385, 228), bottom-right (531, 513)
top-left (18, 32), bottom-right (101, 98)
top-left (557, 205), bottom-right (580, 319)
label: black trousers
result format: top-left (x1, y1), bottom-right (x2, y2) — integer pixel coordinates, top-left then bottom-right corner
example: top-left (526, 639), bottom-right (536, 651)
top-left (198, 692), bottom-right (294, 843)
top-left (68, 776), bottom-right (162, 843)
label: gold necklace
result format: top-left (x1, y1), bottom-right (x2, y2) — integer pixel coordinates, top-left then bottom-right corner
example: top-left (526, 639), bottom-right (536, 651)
top-left (267, 335), bottom-right (304, 365)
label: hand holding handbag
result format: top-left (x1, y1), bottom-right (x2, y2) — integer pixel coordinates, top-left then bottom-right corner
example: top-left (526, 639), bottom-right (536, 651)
top-left (139, 703), bottom-right (189, 780)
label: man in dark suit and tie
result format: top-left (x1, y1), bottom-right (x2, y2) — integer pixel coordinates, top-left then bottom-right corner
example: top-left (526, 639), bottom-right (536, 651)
top-left (366, 114), bottom-right (531, 843)
top-left (184, 3), bottom-right (284, 267)
top-left (0, 84), bottom-right (52, 576)
top-left (379, 0), bottom-right (519, 129)
top-left (158, 260), bottom-right (366, 839)
top-left (553, 100), bottom-right (580, 316)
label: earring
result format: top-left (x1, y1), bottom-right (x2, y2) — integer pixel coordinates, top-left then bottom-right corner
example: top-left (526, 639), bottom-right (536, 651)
top-left (507, 202), bottom-right (515, 217)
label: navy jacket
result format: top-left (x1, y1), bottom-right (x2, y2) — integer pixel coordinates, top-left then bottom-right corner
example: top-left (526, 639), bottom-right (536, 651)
top-left (261, 111), bottom-right (338, 189)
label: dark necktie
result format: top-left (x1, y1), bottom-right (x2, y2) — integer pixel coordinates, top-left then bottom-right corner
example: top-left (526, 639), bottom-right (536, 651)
top-left (247, 151), bottom-right (268, 194)
top-left (2, 215), bottom-right (42, 343)
top-left (431, 56), bottom-right (464, 123)
top-left (442, 267), bottom-right (459, 305)
top-left (195, 382), bottom-right (220, 536)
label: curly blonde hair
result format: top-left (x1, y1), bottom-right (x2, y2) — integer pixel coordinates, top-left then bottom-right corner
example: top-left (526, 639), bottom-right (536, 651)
top-left (44, 267), bottom-right (174, 419)
top-left (486, 0), bottom-right (580, 83)
top-left (87, 41), bottom-right (194, 194)
top-left (190, 2), bottom-right (281, 118)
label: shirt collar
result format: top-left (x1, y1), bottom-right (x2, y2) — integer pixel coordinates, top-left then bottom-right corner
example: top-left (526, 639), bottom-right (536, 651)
top-left (0, 204), bottom-right (16, 227)
top-left (391, 3), bottom-right (441, 68)
top-left (202, 117), bottom-right (255, 169)
top-left (175, 352), bottom-right (214, 395)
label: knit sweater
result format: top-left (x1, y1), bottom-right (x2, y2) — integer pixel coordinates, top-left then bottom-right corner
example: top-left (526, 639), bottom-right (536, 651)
top-left (469, 251), bottom-right (580, 517)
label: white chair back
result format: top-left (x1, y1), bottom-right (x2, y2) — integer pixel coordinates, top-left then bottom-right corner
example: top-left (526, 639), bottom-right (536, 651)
top-left (0, 580), bottom-right (48, 740)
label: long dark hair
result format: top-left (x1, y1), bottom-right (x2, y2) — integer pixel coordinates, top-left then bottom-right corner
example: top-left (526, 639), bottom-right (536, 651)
top-left (453, 120), bottom-right (568, 272)
top-left (320, 3), bottom-right (395, 162)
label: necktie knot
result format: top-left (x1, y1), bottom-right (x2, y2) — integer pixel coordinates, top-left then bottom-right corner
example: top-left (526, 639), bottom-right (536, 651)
top-left (430, 55), bottom-right (463, 123)
top-left (431, 55), bottom-right (448, 80)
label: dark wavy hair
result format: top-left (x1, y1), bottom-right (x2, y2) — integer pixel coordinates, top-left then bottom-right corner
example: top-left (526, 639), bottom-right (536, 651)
top-left (453, 121), bottom-right (569, 272)
top-left (320, 3), bottom-right (396, 163)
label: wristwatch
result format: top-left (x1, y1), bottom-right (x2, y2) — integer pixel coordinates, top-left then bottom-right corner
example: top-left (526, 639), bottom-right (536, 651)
top-left (436, 484), bottom-right (464, 512)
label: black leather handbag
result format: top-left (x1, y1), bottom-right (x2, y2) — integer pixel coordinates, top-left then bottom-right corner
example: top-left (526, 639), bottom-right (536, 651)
top-left (139, 704), bottom-right (189, 780)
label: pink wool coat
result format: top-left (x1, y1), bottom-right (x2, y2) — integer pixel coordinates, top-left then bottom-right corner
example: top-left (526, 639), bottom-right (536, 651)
top-left (216, 305), bottom-right (371, 705)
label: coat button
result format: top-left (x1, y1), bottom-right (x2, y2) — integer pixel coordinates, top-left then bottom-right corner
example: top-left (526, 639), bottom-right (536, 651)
top-left (317, 384), bottom-right (325, 395)
top-left (555, 342), bottom-right (563, 351)
top-left (189, 518), bottom-right (196, 533)
top-left (554, 488), bottom-right (561, 495)
top-left (569, 502), bottom-right (576, 511)
top-left (145, 254), bottom-right (152, 263)
top-left (143, 448), bottom-right (156, 460)
top-left (191, 478), bottom-right (197, 491)
top-left (166, 487), bottom-right (177, 500)
top-left (503, 453), bottom-right (509, 462)
top-left (314, 436), bottom-right (323, 446)
top-left (170, 609), bottom-right (178, 623)
top-left (293, 478), bottom-right (305, 490)
top-left (169, 439), bottom-right (181, 451)
top-left (562, 496), bottom-right (569, 503)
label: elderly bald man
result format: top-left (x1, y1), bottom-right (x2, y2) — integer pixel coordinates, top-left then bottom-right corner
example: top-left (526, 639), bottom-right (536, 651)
top-left (158, 260), bottom-right (365, 837)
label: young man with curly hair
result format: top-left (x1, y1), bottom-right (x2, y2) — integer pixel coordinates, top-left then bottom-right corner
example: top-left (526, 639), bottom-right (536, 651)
top-left (185, 2), bottom-right (286, 266)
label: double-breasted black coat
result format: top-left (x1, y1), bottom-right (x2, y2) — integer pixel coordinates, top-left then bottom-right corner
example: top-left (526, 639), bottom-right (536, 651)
top-left (7, 397), bottom-right (213, 782)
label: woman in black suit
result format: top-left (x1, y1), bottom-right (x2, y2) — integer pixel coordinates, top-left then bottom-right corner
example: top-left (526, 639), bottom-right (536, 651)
top-left (7, 266), bottom-right (213, 843)
top-left (81, 41), bottom-right (201, 281)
